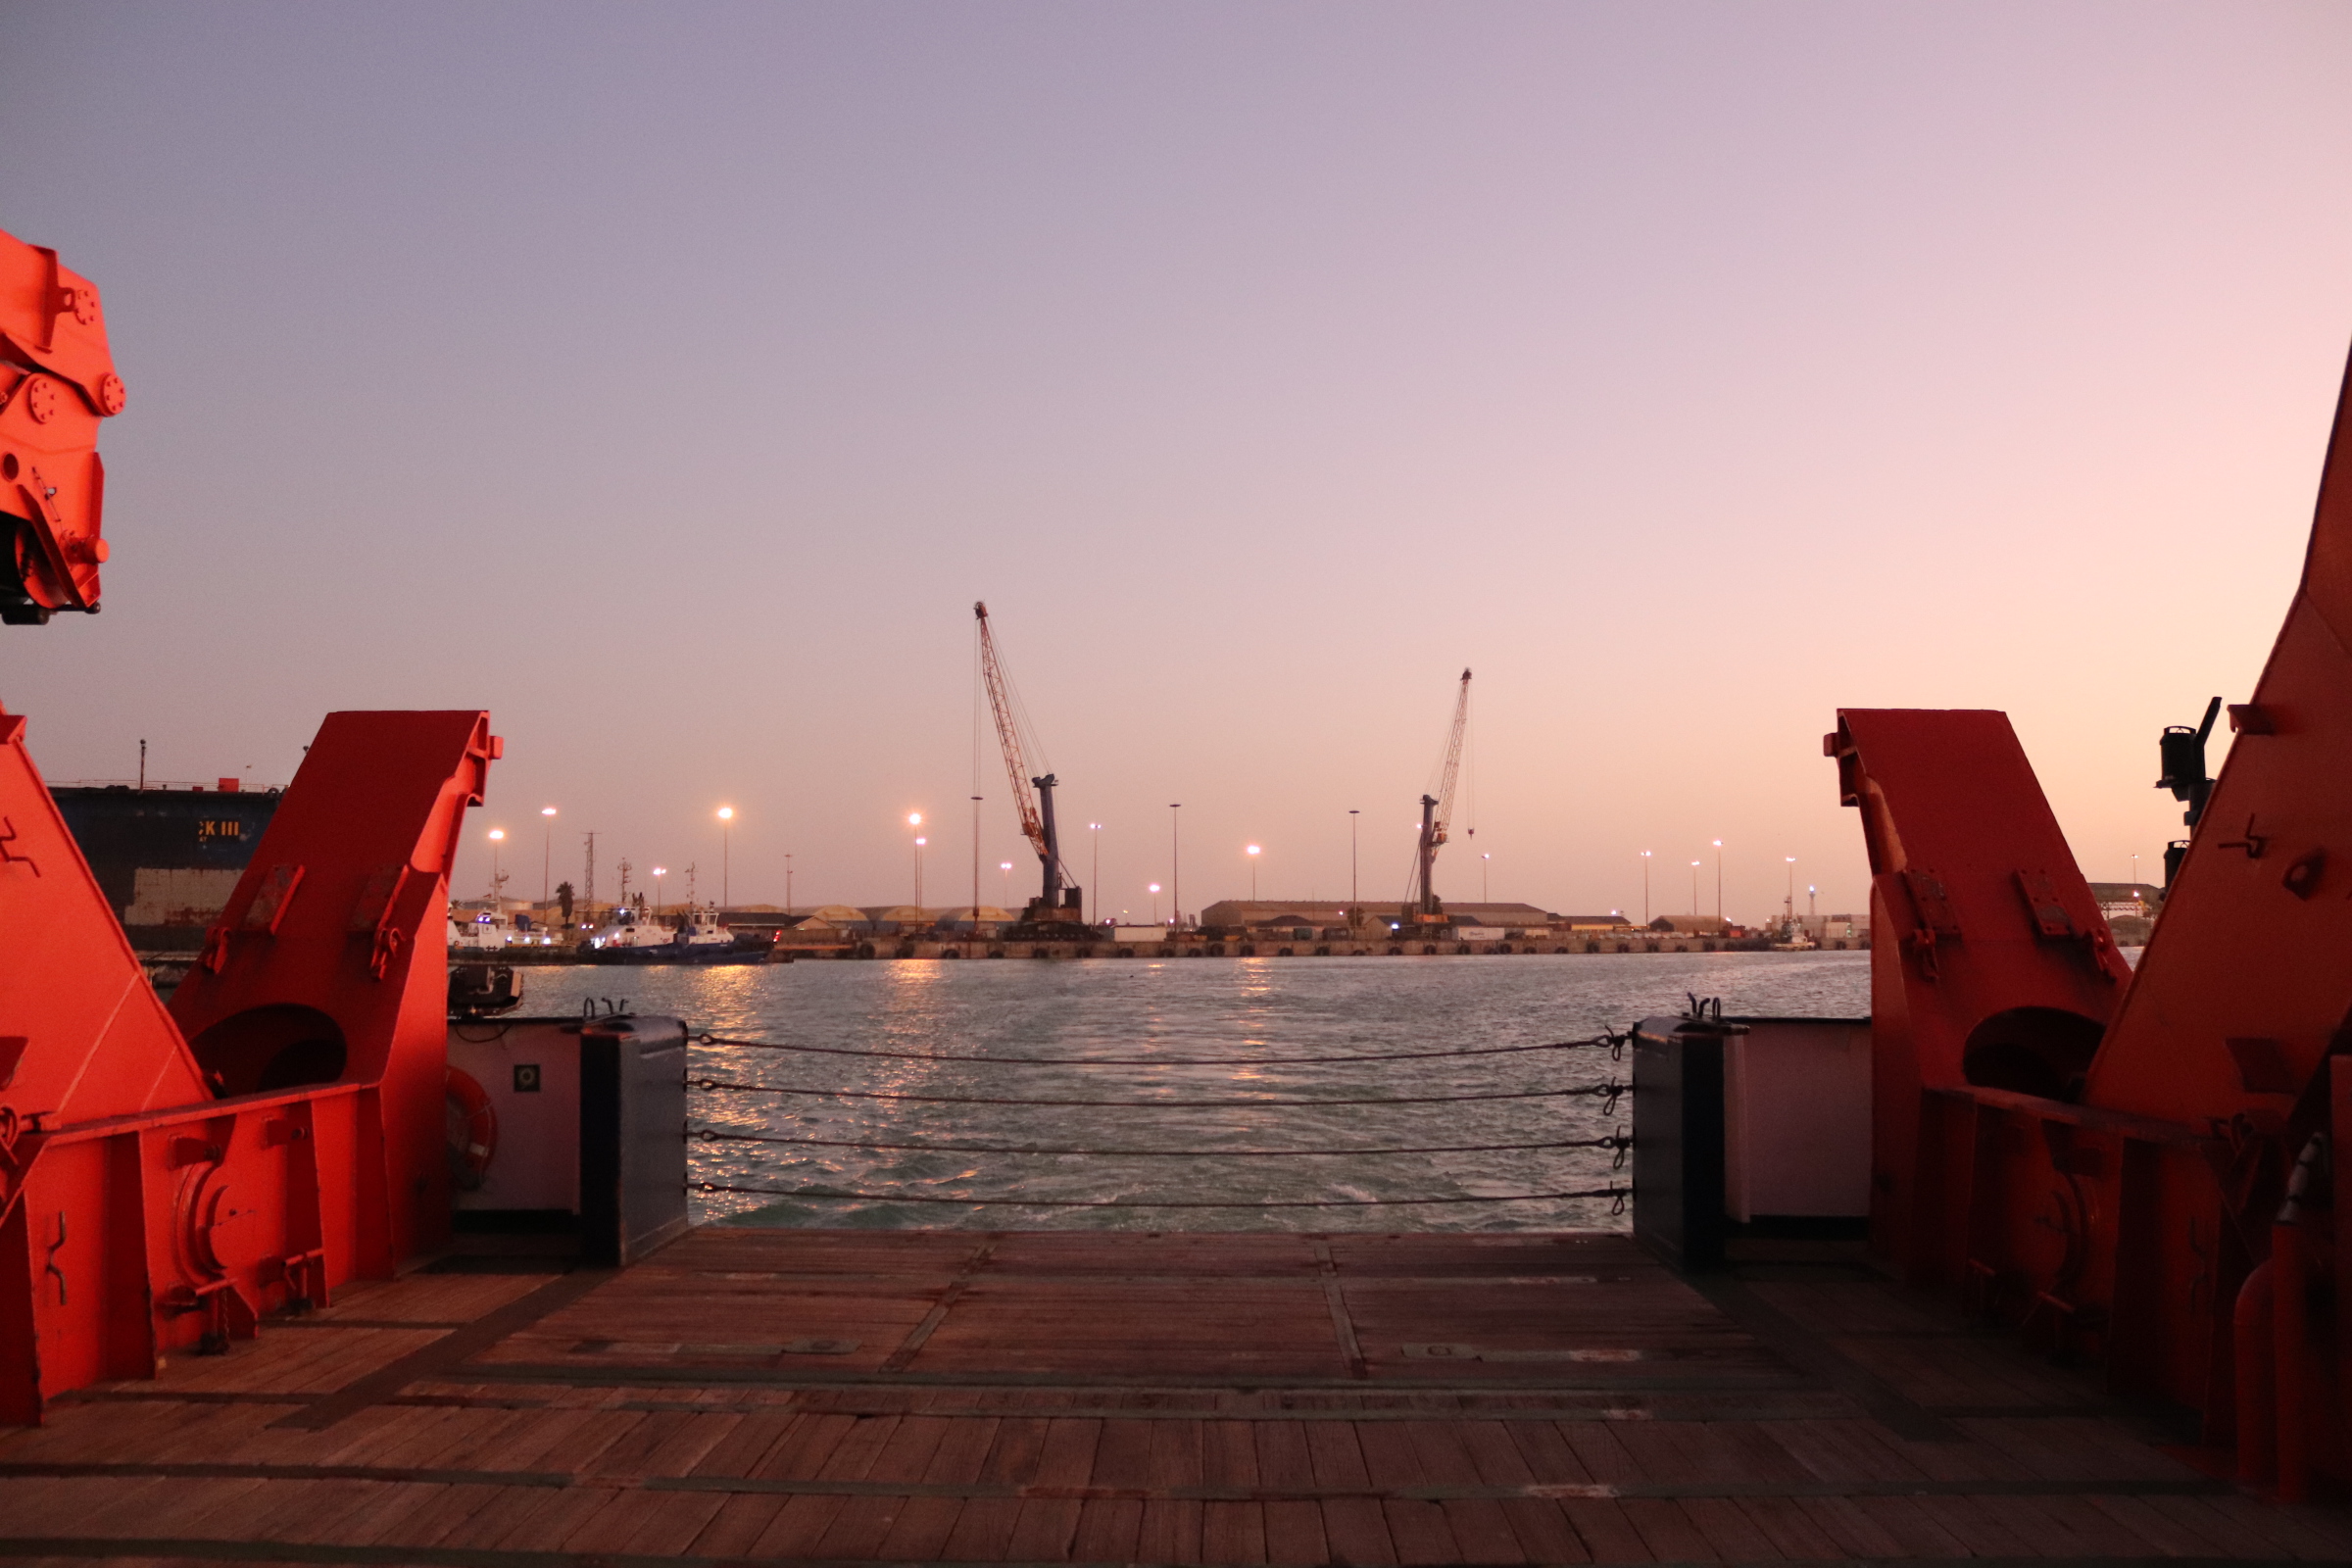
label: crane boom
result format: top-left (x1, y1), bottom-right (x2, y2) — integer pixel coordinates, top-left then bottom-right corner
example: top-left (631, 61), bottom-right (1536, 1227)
top-left (974, 601), bottom-right (1077, 918)
top-left (975, 601), bottom-right (1047, 860)
top-left (1408, 667), bottom-right (1471, 922)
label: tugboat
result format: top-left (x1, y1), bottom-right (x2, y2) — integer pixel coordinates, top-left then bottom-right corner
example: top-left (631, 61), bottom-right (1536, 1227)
top-left (580, 903), bottom-right (767, 965)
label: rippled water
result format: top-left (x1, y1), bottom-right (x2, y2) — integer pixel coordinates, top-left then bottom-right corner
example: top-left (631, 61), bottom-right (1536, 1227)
top-left (516, 951), bottom-right (1871, 1233)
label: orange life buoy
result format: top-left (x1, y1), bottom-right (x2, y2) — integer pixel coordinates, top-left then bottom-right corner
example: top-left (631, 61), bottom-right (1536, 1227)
top-left (444, 1065), bottom-right (498, 1190)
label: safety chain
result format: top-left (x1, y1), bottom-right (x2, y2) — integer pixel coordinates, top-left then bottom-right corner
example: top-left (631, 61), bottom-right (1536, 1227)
top-left (691, 1026), bottom-right (1633, 1068)
top-left (686, 1077), bottom-right (1634, 1108)
top-left (685, 1125), bottom-right (1635, 1158)
top-left (689, 1181), bottom-right (1634, 1210)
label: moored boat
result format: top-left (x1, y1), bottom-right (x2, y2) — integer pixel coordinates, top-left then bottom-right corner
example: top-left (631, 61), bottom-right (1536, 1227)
top-left (580, 904), bottom-right (769, 964)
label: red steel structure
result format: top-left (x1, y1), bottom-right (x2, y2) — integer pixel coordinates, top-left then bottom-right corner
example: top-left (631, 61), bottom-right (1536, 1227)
top-left (0, 228), bottom-right (120, 624)
top-left (0, 230), bottom-right (498, 1420)
top-left (1833, 348), bottom-right (2352, 1496)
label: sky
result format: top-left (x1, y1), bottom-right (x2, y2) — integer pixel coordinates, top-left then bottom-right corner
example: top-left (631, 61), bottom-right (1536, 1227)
top-left (5, 2), bottom-right (2350, 923)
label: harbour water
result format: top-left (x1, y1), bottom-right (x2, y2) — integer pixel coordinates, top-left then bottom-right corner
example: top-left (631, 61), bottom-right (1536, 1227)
top-left (516, 952), bottom-right (1873, 1233)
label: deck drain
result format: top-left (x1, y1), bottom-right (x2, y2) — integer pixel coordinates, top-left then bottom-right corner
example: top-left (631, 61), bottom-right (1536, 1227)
top-left (572, 1340), bottom-right (858, 1357)
top-left (1401, 1344), bottom-right (1646, 1362)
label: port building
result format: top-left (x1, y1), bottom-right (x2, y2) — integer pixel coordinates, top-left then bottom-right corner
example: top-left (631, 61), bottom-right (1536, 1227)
top-left (1196, 900), bottom-right (1615, 933)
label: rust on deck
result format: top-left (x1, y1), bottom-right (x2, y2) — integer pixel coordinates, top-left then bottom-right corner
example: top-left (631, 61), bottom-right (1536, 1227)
top-left (0, 1227), bottom-right (2343, 1565)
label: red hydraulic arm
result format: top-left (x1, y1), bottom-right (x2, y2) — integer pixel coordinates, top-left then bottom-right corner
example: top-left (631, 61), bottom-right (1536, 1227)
top-left (0, 229), bottom-right (123, 623)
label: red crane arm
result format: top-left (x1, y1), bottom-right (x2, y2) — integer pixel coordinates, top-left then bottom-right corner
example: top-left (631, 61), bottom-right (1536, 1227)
top-left (0, 228), bottom-right (124, 623)
top-left (975, 602), bottom-right (1048, 861)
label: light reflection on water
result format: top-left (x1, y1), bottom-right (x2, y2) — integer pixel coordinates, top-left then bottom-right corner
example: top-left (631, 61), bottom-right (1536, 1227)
top-left (521, 952), bottom-right (1872, 1232)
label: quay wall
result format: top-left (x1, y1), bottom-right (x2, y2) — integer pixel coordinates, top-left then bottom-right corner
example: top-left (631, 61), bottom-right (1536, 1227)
top-left (784, 932), bottom-right (1871, 960)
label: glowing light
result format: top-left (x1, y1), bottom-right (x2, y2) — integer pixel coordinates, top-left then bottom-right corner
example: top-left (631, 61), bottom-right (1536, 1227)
top-left (1149, 883), bottom-right (1161, 893)
top-left (1001, 861), bottom-right (1013, 871)
top-left (487, 829), bottom-right (505, 841)
top-left (1246, 845), bottom-right (1260, 857)
top-left (540, 807), bottom-right (557, 817)
top-left (717, 807), bottom-right (734, 821)
top-left (908, 811), bottom-right (922, 826)
top-left (915, 836), bottom-right (927, 847)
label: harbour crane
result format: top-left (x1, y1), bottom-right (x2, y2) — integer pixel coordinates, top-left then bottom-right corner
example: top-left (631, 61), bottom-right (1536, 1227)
top-left (975, 601), bottom-right (1084, 927)
top-left (1404, 667), bottom-right (1471, 927)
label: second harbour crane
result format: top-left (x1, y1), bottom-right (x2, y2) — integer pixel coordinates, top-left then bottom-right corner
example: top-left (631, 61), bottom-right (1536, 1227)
top-left (1402, 666), bottom-right (1472, 929)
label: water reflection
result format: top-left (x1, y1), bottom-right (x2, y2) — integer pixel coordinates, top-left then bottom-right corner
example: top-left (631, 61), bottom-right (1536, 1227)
top-left (521, 951), bottom-right (1872, 1232)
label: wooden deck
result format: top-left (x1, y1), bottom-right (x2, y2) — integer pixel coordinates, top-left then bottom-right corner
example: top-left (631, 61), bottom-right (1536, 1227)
top-left (0, 1227), bottom-right (2344, 1565)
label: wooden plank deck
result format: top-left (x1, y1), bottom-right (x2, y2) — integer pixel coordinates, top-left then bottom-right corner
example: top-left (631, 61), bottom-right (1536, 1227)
top-left (0, 1227), bottom-right (2344, 1565)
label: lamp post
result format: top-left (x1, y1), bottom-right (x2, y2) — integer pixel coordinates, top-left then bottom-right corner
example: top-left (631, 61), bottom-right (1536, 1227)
top-left (1245, 844), bottom-right (1260, 901)
top-left (1089, 822), bottom-right (1102, 926)
top-left (907, 813), bottom-right (923, 908)
top-left (1000, 861), bottom-right (1013, 908)
top-left (1786, 856), bottom-right (1796, 924)
top-left (487, 829), bottom-right (505, 901)
top-left (716, 807), bottom-right (733, 907)
top-left (1690, 860), bottom-right (1700, 916)
top-left (1808, 884), bottom-right (1817, 920)
top-left (651, 865), bottom-right (666, 917)
top-left (1169, 804), bottom-right (1182, 929)
top-left (971, 795), bottom-right (983, 924)
top-left (540, 808), bottom-right (556, 902)
top-left (1482, 852), bottom-right (1490, 903)
top-left (1712, 839), bottom-right (1722, 920)
top-left (784, 852), bottom-right (794, 913)
top-left (1348, 809), bottom-right (1359, 906)
top-left (1150, 882), bottom-right (1161, 925)
top-left (1641, 851), bottom-right (1652, 924)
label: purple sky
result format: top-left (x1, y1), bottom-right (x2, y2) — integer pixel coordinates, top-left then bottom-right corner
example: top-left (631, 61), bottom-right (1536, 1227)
top-left (6, 3), bottom-right (2350, 920)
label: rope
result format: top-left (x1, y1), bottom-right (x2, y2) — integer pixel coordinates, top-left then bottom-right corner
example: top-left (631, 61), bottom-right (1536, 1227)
top-left (692, 1030), bottom-right (1628, 1066)
top-left (688, 1127), bottom-right (1633, 1157)
top-left (693, 1181), bottom-right (1632, 1209)
top-left (688, 1077), bottom-right (1629, 1108)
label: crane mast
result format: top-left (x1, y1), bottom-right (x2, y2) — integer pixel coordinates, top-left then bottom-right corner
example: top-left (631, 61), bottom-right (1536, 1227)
top-left (974, 601), bottom-right (1081, 924)
top-left (1407, 667), bottom-right (1471, 925)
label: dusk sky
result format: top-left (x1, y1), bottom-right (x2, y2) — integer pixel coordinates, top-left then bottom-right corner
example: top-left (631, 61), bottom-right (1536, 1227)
top-left (6, 4), bottom-right (2350, 921)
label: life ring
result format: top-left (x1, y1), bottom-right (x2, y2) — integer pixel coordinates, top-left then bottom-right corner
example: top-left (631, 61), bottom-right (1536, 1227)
top-left (445, 1066), bottom-right (498, 1190)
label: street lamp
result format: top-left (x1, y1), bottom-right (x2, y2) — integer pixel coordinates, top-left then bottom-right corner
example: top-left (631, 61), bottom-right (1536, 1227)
top-left (1348, 809), bottom-right (1359, 906)
top-left (914, 836), bottom-right (927, 908)
top-left (1246, 844), bottom-right (1260, 901)
top-left (1712, 839), bottom-right (1722, 921)
top-left (716, 807), bottom-right (733, 908)
top-left (651, 864), bottom-right (666, 916)
top-left (1000, 861), bottom-right (1014, 908)
top-left (1641, 851), bottom-right (1652, 924)
top-left (1089, 823), bottom-right (1102, 926)
top-left (1482, 852), bottom-right (1490, 903)
top-left (1690, 860), bottom-right (1701, 917)
top-left (487, 828), bottom-right (505, 901)
top-left (1168, 804), bottom-right (1182, 930)
top-left (1150, 882), bottom-right (1161, 924)
top-left (1786, 856), bottom-right (1796, 923)
top-left (539, 808), bottom-right (556, 903)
